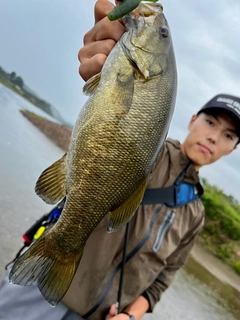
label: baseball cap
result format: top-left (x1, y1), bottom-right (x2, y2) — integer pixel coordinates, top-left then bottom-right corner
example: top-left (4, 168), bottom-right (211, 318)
top-left (197, 93), bottom-right (240, 138)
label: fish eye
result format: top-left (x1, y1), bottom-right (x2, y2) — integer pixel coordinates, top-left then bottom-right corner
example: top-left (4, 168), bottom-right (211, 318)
top-left (160, 27), bottom-right (168, 38)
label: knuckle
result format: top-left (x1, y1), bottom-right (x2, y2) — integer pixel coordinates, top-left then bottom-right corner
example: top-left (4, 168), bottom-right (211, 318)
top-left (78, 48), bottom-right (85, 63)
top-left (83, 31), bottom-right (92, 45)
top-left (106, 39), bottom-right (116, 52)
top-left (78, 64), bottom-right (83, 75)
top-left (91, 55), bottom-right (107, 74)
top-left (95, 18), bottom-right (112, 40)
top-left (79, 64), bottom-right (88, 81)
top-left (100, 16), bottom-right (110, 29)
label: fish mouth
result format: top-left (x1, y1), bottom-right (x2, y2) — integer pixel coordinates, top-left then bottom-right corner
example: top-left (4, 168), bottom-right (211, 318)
top-left (137, 2), bottom-right (164, 18)
top-left (122, 2), bottom-right (164, 29)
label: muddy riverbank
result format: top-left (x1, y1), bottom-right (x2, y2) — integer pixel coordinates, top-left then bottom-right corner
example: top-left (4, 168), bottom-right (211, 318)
top-left (20, 109), bottom-right (72, 152)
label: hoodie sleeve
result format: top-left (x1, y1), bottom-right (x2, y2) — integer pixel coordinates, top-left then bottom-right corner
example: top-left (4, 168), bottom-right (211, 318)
top-left (142, 205), bottom-right (205, 312)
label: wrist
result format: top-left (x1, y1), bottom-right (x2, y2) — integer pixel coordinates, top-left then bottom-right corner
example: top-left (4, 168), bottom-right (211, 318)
top-left (121, 311), bottom-right (135, 320)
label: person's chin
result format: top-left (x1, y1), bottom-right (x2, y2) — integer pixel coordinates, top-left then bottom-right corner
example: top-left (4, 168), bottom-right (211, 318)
top-left (188, 152), bottom-right (212, 168)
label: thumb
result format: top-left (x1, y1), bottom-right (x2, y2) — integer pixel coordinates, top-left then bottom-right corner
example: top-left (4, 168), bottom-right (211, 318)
top-left (110, 303), bottom-right (117, 315)
top-left (105, 304), bottom-right (117, 320)
top-left (94, 0), bottom-right (115, 24)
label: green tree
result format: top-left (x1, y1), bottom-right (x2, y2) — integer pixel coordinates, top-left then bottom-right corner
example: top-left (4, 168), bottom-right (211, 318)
top-left (13, 76), bottom-right (24, 89)
top-left (9, 71), bottom-right (16, 82)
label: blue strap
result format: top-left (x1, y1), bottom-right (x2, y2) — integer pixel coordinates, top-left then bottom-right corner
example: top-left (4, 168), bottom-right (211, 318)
top-left (141, 163), bottom-right (203, 207)
top-left (141, 182), bottom-right (202, 207)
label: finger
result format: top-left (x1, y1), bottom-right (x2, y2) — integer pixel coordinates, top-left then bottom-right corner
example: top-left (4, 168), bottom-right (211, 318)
top-left (110, 303), bottom-right (117, 316)
top-left (79, 39), bottom-right (116, 62)
top-left (105, 303), bottom-right (117, 320)
top-left (79, 53), bottom-right (107, 81)
top-left (105, 313), bottom-right (112, 320)
top-left (94, 0), bottom-right (115, 24)
top-left (94, 17), bottom-right (126, 41)
top-left (84, 16), bottom-right (125, 45)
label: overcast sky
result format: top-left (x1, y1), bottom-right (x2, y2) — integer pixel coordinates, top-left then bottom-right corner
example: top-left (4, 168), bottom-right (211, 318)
top-left (0, 0), bottom-right (240, 200)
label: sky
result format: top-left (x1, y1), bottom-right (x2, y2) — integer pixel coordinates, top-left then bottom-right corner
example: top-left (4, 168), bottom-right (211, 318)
top-left (0, 0), bottom-right (240, 200)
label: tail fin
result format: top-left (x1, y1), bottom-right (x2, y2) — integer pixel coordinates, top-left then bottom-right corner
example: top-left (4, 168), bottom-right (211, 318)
top-left (9, 235), bottom-right (82, 306)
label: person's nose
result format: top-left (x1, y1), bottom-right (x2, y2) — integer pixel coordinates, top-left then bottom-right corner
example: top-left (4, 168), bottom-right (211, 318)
top-left (207, 130), bottom-right (220, 144)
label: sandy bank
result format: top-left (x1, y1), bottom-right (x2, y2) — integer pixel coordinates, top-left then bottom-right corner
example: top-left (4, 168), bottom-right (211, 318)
top-left (20, 109), bottom-right (72, 152)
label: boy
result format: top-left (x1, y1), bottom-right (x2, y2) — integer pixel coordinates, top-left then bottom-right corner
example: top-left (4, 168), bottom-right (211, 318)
top-left (0, 1), bottom-right (239, 319)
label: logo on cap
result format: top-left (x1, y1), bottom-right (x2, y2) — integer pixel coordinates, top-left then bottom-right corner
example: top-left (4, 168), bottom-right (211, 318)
top-left (217, 97), bottom-right (240, 115)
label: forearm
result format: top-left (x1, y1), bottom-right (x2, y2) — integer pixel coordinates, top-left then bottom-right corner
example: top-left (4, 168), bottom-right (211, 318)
top-left (123, 296), bottom-right (149, 320)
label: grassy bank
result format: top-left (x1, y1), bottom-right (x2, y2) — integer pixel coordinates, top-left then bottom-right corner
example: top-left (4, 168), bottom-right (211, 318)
top-left (20, 109), bottom-right (240, 277)
top-left (199, 179), bottom-right (240, 275)
top-left (0, 76), bottom-right (54, 116)
top-left (0, 77), bottom-right (24, 98)
top-left (0, 66), bottom-right (72, 127)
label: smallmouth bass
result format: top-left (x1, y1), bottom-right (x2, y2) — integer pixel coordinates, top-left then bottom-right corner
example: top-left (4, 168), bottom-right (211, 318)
top-left (9, 2), bottom-right (177, 306)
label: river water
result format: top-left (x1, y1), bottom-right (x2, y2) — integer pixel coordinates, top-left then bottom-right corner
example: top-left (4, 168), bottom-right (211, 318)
top-left (0, 83), bottom-right (239, 319)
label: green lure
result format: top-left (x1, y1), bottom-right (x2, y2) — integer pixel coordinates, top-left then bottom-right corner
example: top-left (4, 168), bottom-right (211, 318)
top-left (108, 0), bottom-right (159, 21)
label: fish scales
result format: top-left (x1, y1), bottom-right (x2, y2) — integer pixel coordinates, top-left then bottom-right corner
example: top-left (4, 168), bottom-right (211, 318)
top-left (9, 2), bottom-right (177, 306)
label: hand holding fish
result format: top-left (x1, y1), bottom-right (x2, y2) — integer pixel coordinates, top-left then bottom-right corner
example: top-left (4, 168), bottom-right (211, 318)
top-left (79, 0), bottom-right (126, 81)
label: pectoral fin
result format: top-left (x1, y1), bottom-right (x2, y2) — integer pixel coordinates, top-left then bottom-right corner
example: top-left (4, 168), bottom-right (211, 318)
top-left (35, 153), bottom-right (67, 204)
top-left (82, 73), bottom-right (101, 95)
top-left (107, 178), bottom-right (148, 232)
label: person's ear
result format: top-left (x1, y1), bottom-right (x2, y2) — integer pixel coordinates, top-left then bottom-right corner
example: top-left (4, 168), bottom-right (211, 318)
top-left (188, 114), bottom-right (197, 130)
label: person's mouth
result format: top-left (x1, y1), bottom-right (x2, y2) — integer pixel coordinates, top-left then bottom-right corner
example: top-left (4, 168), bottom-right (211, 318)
top-left (198, 143), bottom-right (212, 154)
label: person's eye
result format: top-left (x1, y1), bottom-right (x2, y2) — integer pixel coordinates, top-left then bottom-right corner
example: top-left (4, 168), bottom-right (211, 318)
top-left (225, 133), bottom-right (233, 140)
top-left (206, 119), bottom-right (214, 126)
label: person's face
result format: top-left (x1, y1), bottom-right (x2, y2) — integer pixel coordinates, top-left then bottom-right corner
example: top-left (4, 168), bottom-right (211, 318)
top-left (181, 111), bottom-right (238, 171)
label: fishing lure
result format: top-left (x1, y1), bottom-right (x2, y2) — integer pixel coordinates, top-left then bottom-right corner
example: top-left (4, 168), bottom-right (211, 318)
top-left (108, 0), bottom-right (159, 21)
